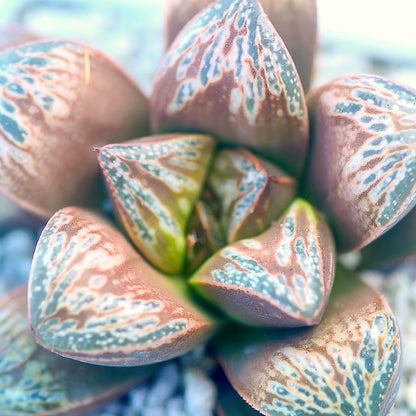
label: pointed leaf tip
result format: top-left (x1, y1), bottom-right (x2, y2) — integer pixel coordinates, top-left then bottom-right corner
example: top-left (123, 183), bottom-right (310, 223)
top-left (191, 199), bottom-right (335, 327)
top-left (29, 207), bottom-right (218, 366)
top-left (208, 148), bottom-right (297, 243)
top-left (152, 0), bottom-right (308, 176)
top-left (163, 0), bottom-right (317, 93)
top-left (97, 133), bottom-right (216, 274)
top-left (216, 266), bottom-right (402, 416)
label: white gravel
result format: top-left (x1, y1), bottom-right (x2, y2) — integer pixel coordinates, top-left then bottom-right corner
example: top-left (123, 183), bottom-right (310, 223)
top-left (87, 345), bottom-right (217, 416)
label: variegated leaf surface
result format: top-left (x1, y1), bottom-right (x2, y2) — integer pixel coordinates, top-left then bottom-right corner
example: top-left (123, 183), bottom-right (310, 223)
top-left (0, 40), bottom-right (149, 218)
top-left (259, 0), bottom-right (317, 93)
top-left (186, 193), bottom-right (225, 274)
top-left (97, 134), bottom-right (216, 274)
top-left (0, 286), bottom-right (155, 416)
top-left (208, 148), bottom-right (297, 243)
top-left (164, 0), bottom-right (317, 92)
top-left (216, 266), bottom-right (402, 416)
top-left (28, 207), bottom-right (218, 366)
top-left (191, 199), bottom-right (335, 327)
top-left (151, 0), bottom-right (308, 176)
top-left (305, 74), bottom-right (416, 252)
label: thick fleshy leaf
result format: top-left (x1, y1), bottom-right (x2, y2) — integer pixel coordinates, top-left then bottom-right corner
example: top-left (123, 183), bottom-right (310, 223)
top-left (0, 40), bottom-right (149, 218)
top-left (360, 205), bottom-right (416, 269)
top-left (97, 134), bottom-right (216, 274)
top-left (186, 192), bottom-right (225, 274)
top-left (216, 266), bottom-right (402, 416)
top-left (164, 0), bottom-right (317, 92)
top-left (305, 74), bottom-right (416, 252)
top-left (208, 148), bottom-right (297, 243)
top-left (191, 199), bottom-right (335, 327)
top-left (151, 0), bottom-right (308, 176)
top-left (28, 207), bottom-right (218, 366)
top-left (0, 286), bottom-right (155, 416)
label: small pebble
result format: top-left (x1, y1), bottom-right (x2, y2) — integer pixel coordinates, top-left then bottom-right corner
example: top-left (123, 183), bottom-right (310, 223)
top-left (184, 368), bottom-right (217, 416)
top-left (1, 228), bottom-right (35, 258)
top-left (129, 384), bottom-right (149, 413)
top-left (146, 362), bottom-right (181, 407)
top-left (166, 397), bottom-right (186, 416)
top-left (142, 406), bottom-right (165, 416)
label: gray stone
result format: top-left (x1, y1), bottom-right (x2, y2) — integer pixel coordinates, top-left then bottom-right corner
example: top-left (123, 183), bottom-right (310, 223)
top-left (183, 368), bottom-right (217, 416)
top-left (142, 406), bottom-right (165, 416)
top-left (166, 397), bottom-right (186, 416)
top-left (146, 362), bottom-right (181, 407)
top-left (129, 384), bottom-right (149, 413)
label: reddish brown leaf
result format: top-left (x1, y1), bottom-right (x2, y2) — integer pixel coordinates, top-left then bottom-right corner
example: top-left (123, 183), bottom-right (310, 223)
top-left (305, 74), bottom-right (416, 252)
top-left (0, 286), bottom-right (156, 416)
top-left (29, 207), bottom-right (218, 366)
top-left (164, 0), bottom-right (317, 92)
top-left (0, 40), bottom-right (149, 218)
top-left (216, 266), bottom-right (402, 416)
top-left (152, 0), bottom-right (308, 176)
top-left (191, 199), bottom-right (335, 327)
top-left (208, 148), bottom-right (297, 243)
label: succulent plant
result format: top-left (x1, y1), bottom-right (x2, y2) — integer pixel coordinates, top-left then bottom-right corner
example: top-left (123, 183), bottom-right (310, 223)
top-left (1, 0), bottom-right (414, 415)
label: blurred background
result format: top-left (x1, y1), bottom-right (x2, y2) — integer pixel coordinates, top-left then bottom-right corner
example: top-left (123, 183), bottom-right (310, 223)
top-left (0, 0), bottom-right (415, 93)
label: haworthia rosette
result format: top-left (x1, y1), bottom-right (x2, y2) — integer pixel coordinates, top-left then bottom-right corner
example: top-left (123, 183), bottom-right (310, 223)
top-left (97, 134), bottom-right (216, 274)
top-left (191, 199), bottom-right (335, 327)
top-left (216, 266), bottom-right (402, 416)
top-left (305, 74), bottom-right (416, 252)
top-left (0, 40), bottom-right (149, 218)
top-left (28, 207), bottom-right (218, 366)
top-left (208, 148), bottom-right (297, 243)
top-left (0, 286), bottom-right (155, 416)
top-left (164, 0), bottom-right (317, 92)
top-left (151, 0), bottom-right (308, 176)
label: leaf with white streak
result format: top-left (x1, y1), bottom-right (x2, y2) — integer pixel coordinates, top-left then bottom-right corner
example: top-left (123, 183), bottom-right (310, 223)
top-left (191, 199), bottom-right (335, 327)
top-left (97, 134), bottom-right (216, 274)
top-left (0, 286), bottom-right (156, 416)
top-left (164, 0), bottom-right (317, 92)
top-left (29, 207), bottom-right (218, 366)
top-left (151, 0), bottom-right (308, 176)
top-left (0, 40), bottom-right (149, 218)
top-left (208, 148), bottom-right (297, 243)
top-left (216, 266), bottom-right (402, 416)
top-left (305, 74), bottom-right (416, 252)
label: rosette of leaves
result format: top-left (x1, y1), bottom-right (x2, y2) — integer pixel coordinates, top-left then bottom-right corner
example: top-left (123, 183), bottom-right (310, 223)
top-left (0, 0), bottom-right (413, 414)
